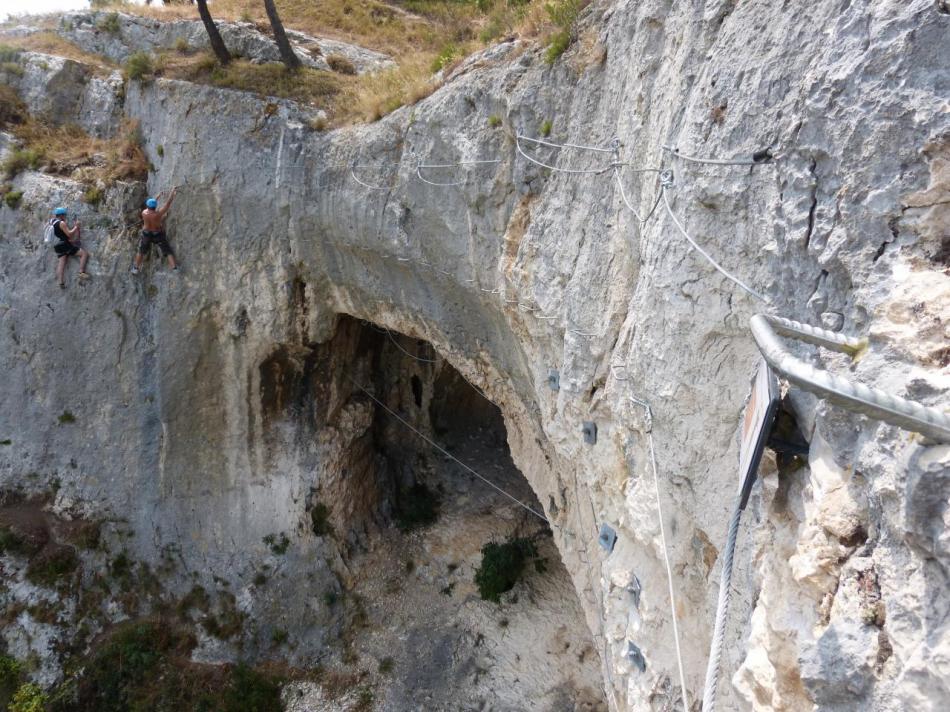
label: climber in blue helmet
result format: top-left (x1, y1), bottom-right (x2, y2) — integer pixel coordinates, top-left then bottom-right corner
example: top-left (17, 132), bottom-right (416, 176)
top-left (132, 187), bottom-right (178, 275)
top-left (49, 206), bottom-right (90, 289)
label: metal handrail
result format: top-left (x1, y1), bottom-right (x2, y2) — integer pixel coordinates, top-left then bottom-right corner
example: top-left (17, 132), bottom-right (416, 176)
top-left (750, 315), bottom-right (950, 443)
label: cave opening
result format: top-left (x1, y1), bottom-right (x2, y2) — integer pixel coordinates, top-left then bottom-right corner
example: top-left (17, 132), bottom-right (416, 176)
top-left (261, 314), bottom-right (606, 710)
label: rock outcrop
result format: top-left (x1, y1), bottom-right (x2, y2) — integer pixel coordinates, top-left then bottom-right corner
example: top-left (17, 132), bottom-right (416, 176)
top-left (1, 1), bottom-right (949, 710)
top-left (54, 11), bottom-right (394, 73)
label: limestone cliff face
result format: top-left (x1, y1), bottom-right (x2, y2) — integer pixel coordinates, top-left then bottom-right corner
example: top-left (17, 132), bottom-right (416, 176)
top-left (1, 1), bottom-right (949, 710)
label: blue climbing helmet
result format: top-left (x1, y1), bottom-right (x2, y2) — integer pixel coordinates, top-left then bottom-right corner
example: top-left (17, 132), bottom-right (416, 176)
top-left (145, 198), bottom-right (158, 209)
top-left (53, 207), bottom-right (67, 216)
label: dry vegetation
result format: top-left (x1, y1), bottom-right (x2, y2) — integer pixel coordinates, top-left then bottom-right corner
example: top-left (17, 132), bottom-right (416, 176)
top-left (54, 0), bottom-right (584, 125)
top-left (0, 31), bottom-right (119, 71)
top-left (0, 93), bottom-right (148, 191)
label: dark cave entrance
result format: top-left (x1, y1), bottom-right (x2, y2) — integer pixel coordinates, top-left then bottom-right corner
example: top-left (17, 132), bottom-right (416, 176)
top-left (257, 314), bottom-right (606, 710)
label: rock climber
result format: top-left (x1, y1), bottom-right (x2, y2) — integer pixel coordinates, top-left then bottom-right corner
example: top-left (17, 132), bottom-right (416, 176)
top-left (132, 187), bottom-right (179, 275)
top-left (50, 206), bottom-right (90, 289)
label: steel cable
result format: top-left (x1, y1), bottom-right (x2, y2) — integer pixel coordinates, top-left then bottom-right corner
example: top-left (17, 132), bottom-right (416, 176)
top-left (629, 396), bottom-right (690, 712)
top-left (661, 145), bottom-right (774, 167)
top-left (515, 134), bottom-right (618, 175)
top-left (350, 379), bottom-right (549, 522)
top-left (661, 185), bottom-right (771, 305)
top-left (751, 315), bottom-right (950, 442)
top-left (701, 492), bottom-right (742, 712)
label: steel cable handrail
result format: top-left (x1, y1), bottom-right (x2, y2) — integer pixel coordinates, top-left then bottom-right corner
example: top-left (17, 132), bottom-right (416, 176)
top-left (349, 379), bottom-right (549, 521)
top-left (750, 314), bottom-right (950, 443)
top-left (661, 145), bottom-right (774, 167)
top-left (662, 184), bottom-right (771, 305)
top-left (614, 167), bottom-right (664, 224)
top-left (628, 395), bottom-right (689, 712)
top-left (515, 134), bottom-right (617, 175)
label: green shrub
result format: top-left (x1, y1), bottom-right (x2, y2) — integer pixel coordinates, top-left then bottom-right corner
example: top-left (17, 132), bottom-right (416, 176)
top-left (394, 482), bottom-right (440, 531)
top-left (0, 525), bottom-right (39, 556)
top-left (378, 657), bottom-right (394, 675)
top-left (354, 686), bottom-right (374, 710)
top-left (10, 682), bottom-right (46, 712)
top-left (479, 16), bottom-right (504, 43)
top-left (25, 546), bottom-right (79, 589)
top-left (0, 44), bottom-right (21, 63)
top-left (1, 61), bottom-right (24, 77)
top-left (0, 85), bottom-right (27, 128)
top-left (430, 43), bottom-right (457, 74)
top-left (222, 664), bottom-right (282, 712)
top-left (61, 621), bottom-right (181, 712)
top-left (539, 119), bottom-right (552, 137)
top-left (262, 532), bottom-right (289, 555)
top-left (124, 51), bottom-right (153, 81)
top-left (97, 12), bottom-right (121, 35)
top-left (487, 115), bottom-right (502, 128)
top-left (156, 144), bottom-right (164, 157)
top-left (3, 148), bottom-right (43, 178)
top-left (173, 38), bottom-right (190, 54)
top-left (474, 537), bottom-right (537, 603)
top-left (270, 628), bottom-right (288, 645)
top-left (176, 584), bottom-right (210, 618)
top-left (4, 190), bottom-right (23, 208)
top-left (544, 0), bottom-right (581, 64)
top-left (200, 592), bottom-right (244, 639)
top-left (82, 185), bottom-right (103, 206)
top-left (323, 589), bottom-right (338, 607)
top-left (545, 30), bottom-right (571, 64)
top-left (58, 410), bottom-right (76, 424)
top-left (310, 502), bottom-right (332, 536)
top-left (0, 655), bottom-right (22, 706)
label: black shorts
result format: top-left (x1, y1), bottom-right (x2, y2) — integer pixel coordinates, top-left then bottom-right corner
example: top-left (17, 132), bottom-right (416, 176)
top-left (138, 230), bottom-right (174, 257)
top-left (54, 242), bottom-right (79, 258)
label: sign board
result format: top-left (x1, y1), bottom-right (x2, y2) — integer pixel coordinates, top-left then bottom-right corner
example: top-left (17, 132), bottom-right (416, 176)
top-left (736, 359), bottom-right (780, 511)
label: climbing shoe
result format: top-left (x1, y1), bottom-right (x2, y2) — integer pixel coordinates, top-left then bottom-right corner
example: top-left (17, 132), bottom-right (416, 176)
top-left (130, 266), bottom-right (139, 275)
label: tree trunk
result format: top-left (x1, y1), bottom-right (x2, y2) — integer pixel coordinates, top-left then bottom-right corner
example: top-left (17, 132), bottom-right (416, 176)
top-left (262, 0), bottom-right (301, 70)
top-left (196, 0), bottom-right (231, 65)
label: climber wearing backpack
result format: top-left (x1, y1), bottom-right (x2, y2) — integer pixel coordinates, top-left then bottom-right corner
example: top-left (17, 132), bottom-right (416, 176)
top-left (47, 207), bottom-right (89, 289)
top-left (131, 187), bottom-right (178, 275)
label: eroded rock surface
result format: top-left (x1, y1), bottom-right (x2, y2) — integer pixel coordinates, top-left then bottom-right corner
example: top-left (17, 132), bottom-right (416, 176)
top-left (1, 1), bottom-right (949, 710)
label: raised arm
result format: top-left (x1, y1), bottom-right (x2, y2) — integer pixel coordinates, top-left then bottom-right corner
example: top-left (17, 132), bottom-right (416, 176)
top-left (63, 219), bottom-right (80, 240)
top-left (158, 186), bottom-right (178, 218)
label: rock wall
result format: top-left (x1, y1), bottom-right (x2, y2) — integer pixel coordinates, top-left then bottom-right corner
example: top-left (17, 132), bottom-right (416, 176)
top-left (1, 0), bottom-right (949, 709)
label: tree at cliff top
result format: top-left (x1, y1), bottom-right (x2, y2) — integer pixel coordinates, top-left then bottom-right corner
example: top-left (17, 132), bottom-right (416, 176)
top-left (196, 0), bottom-right (232, 65)
top-left (263, 0), bottom-right (301, 70)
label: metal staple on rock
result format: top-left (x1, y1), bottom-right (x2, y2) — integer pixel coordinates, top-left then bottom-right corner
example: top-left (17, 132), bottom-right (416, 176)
top-left (751, 314), bottom-right (950, 443)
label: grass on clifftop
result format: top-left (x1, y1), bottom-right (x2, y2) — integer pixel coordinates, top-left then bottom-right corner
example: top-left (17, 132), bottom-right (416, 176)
top-left (52, 0), bottom-right (588, 125)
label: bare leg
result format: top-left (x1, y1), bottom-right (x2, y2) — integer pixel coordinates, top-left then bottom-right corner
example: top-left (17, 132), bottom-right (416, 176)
top-left (133, 252), bottom-right (144, 269)
top-left (78, 249), bottom-right (89, 275)
top-left (56, 256), bottom-right (67, 286)
top-left (167, 253), bottom-right (177, 269)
